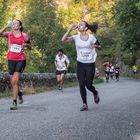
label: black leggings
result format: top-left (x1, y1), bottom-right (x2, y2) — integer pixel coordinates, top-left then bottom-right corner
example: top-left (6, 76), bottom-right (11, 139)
top-left (115, 73), bottom-right (119, 79)
top-left (77, 61), bottom-right (97, 105)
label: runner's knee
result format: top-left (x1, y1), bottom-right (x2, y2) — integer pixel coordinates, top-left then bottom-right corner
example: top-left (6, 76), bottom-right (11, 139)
top-left (11, 77), bottom-right (19, 86)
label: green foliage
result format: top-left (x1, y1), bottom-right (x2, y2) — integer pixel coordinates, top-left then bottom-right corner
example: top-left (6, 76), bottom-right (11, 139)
top-left (1, 0), bottom-right (138, 73)
top-left (0, 0), bottom-right (9, 25)
top-left (0, 39), bottom-right (8, 71)
top-left (24, 46), bottom-right (43, 72)
top-left (113, 0), bottom-right (140, 52)
top-left (0, 0), bottom-right (9, 71)
top-left (24, 0), bottom-right (65, 72)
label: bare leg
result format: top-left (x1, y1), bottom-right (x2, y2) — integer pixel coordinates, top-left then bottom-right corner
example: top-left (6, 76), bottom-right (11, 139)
top-left (10, 72), bottom-right (20, 100)
top-left (10, 72), bottom-right (21, 110)
top-left (60, 74), bottom-right (65, 89)
top-left (57, 75), bottom-right (61, 89)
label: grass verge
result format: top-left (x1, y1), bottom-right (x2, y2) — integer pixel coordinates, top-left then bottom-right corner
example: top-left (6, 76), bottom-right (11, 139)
top-left (0, 77), bottom-right (104, 99)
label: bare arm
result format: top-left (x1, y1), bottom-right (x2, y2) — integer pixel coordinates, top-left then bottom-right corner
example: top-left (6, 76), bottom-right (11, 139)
top-left (22, 37), bottom-right (32, 50)
top-left (65, 57), bottom-right (70, 69)
top-left (61, 24), bottom-right (77, 43)
top-left (23, 42), bottom-right (32, 50)
top-left (91, 40), bottom-right (102, 50)
top-left (94, 45), bottom-right (101, 50)
top-left (55, 60), bottom-right (58, 68)
top-left (23, 40), bottom-right (32, 50)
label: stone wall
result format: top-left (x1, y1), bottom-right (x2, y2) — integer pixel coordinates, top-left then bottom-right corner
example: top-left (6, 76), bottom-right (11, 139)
top-left (0, 72), bottom-right (77, 92)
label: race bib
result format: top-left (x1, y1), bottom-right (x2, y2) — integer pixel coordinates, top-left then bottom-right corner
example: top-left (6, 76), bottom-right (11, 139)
top-left (57, 63), bottom-right (65, 70)
top-left (58, 65), bottom-right (63, 69)
top-left (10, 44), bottom-right (22, 53)
top-left (80, 51), bottom-right (93, 61)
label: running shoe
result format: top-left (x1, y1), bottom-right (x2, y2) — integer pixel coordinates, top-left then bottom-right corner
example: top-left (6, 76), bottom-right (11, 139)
top-left (18, 91), bottom-right (23, 104)
top-left (94, 92), bottom-right (100, 104)
top-left (10, 101), bottom-right (17, 110)
top-left (58, 86), bottom-right (62, 90)
top-left (58, 86), bottom-right (63, 90)
top-left (80, 104), bottom-right (88, 111)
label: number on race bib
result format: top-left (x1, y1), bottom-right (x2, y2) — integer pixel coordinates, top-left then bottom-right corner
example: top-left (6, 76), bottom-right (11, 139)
top-left (10, 44), bottom-right (22, 53)
top-left (80, 51), bottom-right (93, 61)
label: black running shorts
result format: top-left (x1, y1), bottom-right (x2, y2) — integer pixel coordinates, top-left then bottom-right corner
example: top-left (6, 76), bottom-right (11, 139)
top-left (8, 60), bottom-right (26, 75)
top-left (56, 70), bottom-right (67, 75)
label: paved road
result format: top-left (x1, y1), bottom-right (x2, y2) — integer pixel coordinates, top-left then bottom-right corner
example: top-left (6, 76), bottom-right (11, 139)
top-left (0, 78), bottom-right (140, 140)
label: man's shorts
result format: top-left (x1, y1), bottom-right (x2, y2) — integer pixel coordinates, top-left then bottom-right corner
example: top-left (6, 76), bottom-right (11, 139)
top-left (56, 70), bottom-right (67, 75)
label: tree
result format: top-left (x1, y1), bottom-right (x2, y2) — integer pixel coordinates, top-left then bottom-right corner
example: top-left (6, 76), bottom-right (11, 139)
top-left (113, 0), bottom-right (140, 51)
top-left (24, 0), bottom-right (65, 72)
top-left (0, 0), bottom-right (9, 71)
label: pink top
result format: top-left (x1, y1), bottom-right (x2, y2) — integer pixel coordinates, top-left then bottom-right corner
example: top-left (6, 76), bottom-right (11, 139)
top-left (3, 32), bottom-right (29, 60)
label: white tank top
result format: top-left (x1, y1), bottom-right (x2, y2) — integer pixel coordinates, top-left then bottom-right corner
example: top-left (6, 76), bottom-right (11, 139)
top-left (72, 34), bottom-right (97, 63)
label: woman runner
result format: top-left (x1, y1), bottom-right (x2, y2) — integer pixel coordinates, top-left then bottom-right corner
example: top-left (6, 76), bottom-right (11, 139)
top-left (62, 20), bottom-right (101, 111)
top-left (0, 19), bottom-right (31, 110)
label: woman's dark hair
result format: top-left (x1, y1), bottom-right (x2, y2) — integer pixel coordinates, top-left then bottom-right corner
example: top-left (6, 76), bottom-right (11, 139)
top-left (16, 19), bottom-right (23, 32)
top-left (57, 49), bottom-right (63, 54)
top-left (82, 20), bottom-right (98, 33)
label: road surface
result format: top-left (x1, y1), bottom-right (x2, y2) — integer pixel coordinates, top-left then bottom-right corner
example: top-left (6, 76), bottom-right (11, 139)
top-left (0, 78), bottom-right (140, 140)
